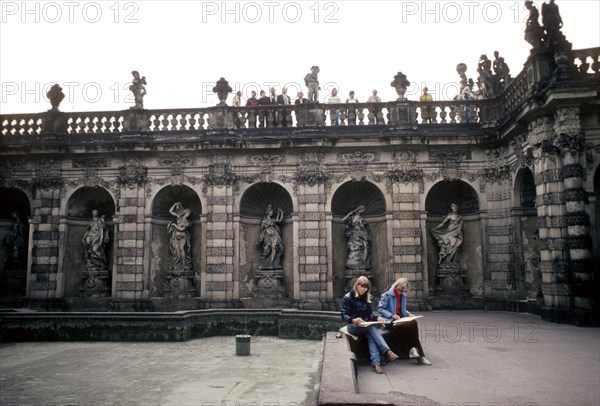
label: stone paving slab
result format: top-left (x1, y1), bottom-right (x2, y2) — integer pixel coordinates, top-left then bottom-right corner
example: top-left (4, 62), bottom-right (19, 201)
top-left (0, 337), bottom-right (322, 406)
top-left (356, 311), bottom-right (600, 406)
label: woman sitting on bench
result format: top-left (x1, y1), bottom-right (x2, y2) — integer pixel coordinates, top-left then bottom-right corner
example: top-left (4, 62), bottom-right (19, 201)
top-left (341, 276), bottom-right (399, 374)
top-left (378, 277), bottom-right (431, 365)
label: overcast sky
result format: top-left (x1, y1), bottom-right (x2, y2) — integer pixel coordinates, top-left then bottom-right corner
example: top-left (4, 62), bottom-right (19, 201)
top-left (1, 0), bottom-right (599, 114)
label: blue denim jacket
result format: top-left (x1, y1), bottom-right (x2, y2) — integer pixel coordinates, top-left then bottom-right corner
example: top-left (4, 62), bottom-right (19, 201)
top-left (377, 287), bottom-right (408, 321)
top-left (340, 290), bottom-right (378, 324)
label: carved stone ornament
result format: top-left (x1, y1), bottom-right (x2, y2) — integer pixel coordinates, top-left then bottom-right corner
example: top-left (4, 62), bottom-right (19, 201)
top-left (249, 154), bottom-right (285, 181)
top-left (117, 158), bottom-right (148, 189)
top-left (391, 72), bottom-right (410, 101)
top-left (554, 107), bottom-right (581, 136)
top-left (556, 132), bottom-right (586, 153)
top-left (527, 116), bottom-right (554, 146)
top-left (281, 152), bottom-right (333, 191)
top-left (33, 160), bottom-right (64, 190)
top-left (213, 77), bottom-right (232, 106)
top-left (46, 84), bottom-right (65, 112)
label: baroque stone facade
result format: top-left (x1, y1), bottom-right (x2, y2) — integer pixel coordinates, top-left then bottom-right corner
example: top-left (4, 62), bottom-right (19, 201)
top-left (1, 47), bottom-right (599, 324)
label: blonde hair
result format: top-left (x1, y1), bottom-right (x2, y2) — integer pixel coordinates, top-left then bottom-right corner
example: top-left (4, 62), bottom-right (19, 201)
top-left (392, 277), bottom-right (410, 293)
top-left (353, 276), bottom-right (372, 303)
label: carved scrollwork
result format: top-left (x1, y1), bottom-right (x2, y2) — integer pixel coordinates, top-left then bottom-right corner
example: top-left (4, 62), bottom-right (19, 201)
top-left (280, 152), bottom-right (333, 192)
top-left (555, 132), bottom-right (586, 153)
top-left (117, 158), bottom-right (147, 189)
top-left (553, 107), bottom-right (581, 136)
top-left (386, 168), bottom-right (425, 193)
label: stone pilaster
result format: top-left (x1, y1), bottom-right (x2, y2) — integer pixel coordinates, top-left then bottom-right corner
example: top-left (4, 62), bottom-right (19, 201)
top-left (529, 116), bottom-right (571, 313)
top-left (204, 188), bottom-right (235, 303)
top-left (29, 188), bottom-right (61, 299)
top-left (297, 185), bottom-right (330, 310)
top-left (485, 189), bottom-right (514, 295)
top-left (391, 185), bottom-right (425, 307)
top-left (554, 108), bottom-right (594, 320)
top-left (114, 188), bottom-right (145, 300)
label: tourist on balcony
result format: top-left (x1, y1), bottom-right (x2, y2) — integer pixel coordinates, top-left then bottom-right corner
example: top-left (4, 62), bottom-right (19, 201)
top-left (295, 92), bottom-right (307, 104)
top-left (367, 90), bottom-right (382, 124)
top-left (276, 88), bottom-right (291, 126)
top-left (346, 91), bottom-right (359, 125)
top-left (341, 276), bottom-right (399, 374)
top-left (257, 90), bottom-right (272, 127)
top-left (367, 89), bottom-right (381, 103)
top-left (245, 90), bottom-right (258, 106)
top-left (378, 278), bottom-right (431, 366)
top-left (420, 87), bottom-right (433, 123)
top-left (328, 88), bottom-right (342, 125)
top-left (232, 91), bottom-right (242, 107)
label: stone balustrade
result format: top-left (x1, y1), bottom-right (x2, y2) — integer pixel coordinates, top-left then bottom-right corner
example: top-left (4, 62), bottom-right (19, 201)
top-left (572, 47), bottom-right (600, 75)
top-left (2, 47), bottom-right (598, 136)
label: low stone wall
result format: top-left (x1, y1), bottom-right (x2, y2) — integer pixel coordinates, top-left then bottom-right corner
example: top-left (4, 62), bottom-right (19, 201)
top-left (0, 309), bottom-right (343, 342)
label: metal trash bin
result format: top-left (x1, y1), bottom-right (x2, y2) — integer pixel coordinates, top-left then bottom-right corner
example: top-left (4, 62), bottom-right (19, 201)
top-left (235, 334), bottom-right (251, 356)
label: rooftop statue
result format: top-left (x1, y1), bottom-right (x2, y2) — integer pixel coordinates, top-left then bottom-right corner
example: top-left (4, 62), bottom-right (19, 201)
top-left (213, 77), bottom-right (232, 106)
top-left (46, 84), bottom-right (65, 112)
top-left (477, 55), bottom-right (493, 98)
top-left (390, 72), bottom-right (410, 101)
top-left (304, 66), bottom-right (320, 103)
top-left (129, 70), bottom-right (147, 109)
top-left (524, 1), bottom-right (544, 48)
top-left (541, 0), bottom-right (563, 47)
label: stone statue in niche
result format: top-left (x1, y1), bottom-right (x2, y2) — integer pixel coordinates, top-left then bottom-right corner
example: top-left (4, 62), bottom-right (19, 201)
top-left (167, 202), bottom-right (192, 271)
top-left (4, 211), bottom-right (26, 269)
top-left (343, 205), bottom-right (371, 271)
top-left (431, 204), bottom-right (468, 295)
top-left (257, 204), bottom-right (284, 270)
top-left (80, 209), bottom-right (110, 297)
top-left (304, 66), bottom-right (320, 103)
top-left (524, 1), bottom-right (544, 48)
top-left (83, 209), bottom-right (109, 268)
top-left (129, 70), bottom-right (147, 109)
top-left (431, 204), bottom-right (463, 269)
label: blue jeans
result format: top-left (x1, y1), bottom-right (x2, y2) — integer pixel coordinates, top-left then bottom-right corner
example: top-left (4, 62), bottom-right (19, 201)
top-left (347, 324), bottom-right (391, 366)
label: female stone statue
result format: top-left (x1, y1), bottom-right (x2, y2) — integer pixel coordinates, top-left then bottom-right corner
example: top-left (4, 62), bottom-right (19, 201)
top-left (431, 204), bottom-right (464, 268)
top-left (257, 204), bottom-right (284, 269)
top-left (343, 205), bottom-right (371, 270)
top-left (4, 211), bottom-right (26, 269)
top-left (167, 202), bottom-right (192, 270)
top-left (82, 209), bottom-right (109, 268)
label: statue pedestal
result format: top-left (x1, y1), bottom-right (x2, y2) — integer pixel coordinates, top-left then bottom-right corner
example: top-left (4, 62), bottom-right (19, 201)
top-left (435, 266), bottom-right (468, 294)
top-left (79, 266), bottom-right (110, 297)
top-left (0, 268), bottom-right (26, 296)
top-left (253, 268), bottom-right (285, 298)
top-left (164, 266), bottom-right (196, 299)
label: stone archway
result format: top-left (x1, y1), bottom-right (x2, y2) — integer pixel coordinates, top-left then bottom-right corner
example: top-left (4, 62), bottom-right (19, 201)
top-left (150, 185), bottom-right (201, 299)
top-left (425, 180), bottom-right (482, 308)
top-left (331, 180), bottom-right (387, 297)
top-left (65, 187), bottom-right (115, 297)
top-left (513, 167), bottom-right (541, 305)
top-left (239, 182), bottom-right (293, 305)
top-left (0, 188), bottom-right (31, 297)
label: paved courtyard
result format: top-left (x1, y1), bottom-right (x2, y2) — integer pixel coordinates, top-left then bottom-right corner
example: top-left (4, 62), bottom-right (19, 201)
top-left (1, 311), bottom-right (599, 406)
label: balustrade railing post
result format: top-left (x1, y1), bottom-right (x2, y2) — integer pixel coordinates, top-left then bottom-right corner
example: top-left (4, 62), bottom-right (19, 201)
top-left (123, 109), bottom-right (149, 133)
top-left (41, 111), bottom-right (67, 134)
top-left (388, 101), bottom-right (414, 126)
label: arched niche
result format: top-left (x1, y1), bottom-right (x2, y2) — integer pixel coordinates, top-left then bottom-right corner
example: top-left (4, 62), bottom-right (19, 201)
top-left (239, 182), bottom-right (293, 304)
top-left (65, 187), bottom-right (115, 297)
top-left (0, 187), bottom-right (31, 297)
top-left (425, 180), bottom-right (482, 303)
top-left (513, 167), bottom-right (541, 302)
top-left (331, 180), bottom-right (387, 297)
top-left (150, 185), bottom-right (201, 298)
